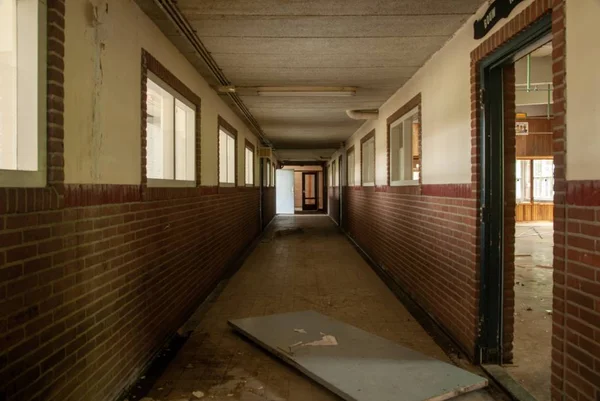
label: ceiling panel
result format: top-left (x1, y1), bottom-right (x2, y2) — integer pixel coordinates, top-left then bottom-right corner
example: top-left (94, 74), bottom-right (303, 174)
top-left (177, 0), bottom-right (483, 16)
top-left (136, 0), bottom-right (485, 151)
top-left (189, 15), bottom-right (468, 38)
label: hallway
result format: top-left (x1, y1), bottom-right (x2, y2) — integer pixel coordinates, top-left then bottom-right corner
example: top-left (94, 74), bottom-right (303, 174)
top-left (1, 1), bottom-right (599, 400)
top-left (140, 216), bottom-right (496, 401)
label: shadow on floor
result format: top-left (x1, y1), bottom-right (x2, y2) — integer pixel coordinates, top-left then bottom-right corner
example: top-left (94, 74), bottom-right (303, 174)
top-left (126, 216), bottom-right (508, 401)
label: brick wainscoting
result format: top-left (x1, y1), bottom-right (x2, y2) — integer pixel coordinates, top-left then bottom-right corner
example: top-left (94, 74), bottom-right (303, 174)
top-left (328, 187), bottom-right (340, 225)
top-left (558, 181), bottom-right (600, 401)
top-left (0, 187), bottom-right (261, 401)
top-left (345, 184), bottom-right (479, 356)
top-left (262, 187), bottom-right (276, 229)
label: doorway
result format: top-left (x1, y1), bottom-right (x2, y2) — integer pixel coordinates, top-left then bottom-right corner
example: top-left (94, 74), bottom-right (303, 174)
top-left (276, 169), bottom-right (295, 214)
top-left (302, 172), bottom-right (318, 211)
top-left (280, 165), bottom-right (324, 214)
top-left (478, 14), bottom-right (554, 401)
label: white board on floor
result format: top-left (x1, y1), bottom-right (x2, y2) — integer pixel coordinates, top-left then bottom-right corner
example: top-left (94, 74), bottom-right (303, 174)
top-left (229, 310), bottom-right (487, 401)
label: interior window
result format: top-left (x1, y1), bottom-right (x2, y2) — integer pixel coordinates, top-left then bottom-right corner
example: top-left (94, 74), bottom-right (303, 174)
top-left (389, 107), bottom-right (420, 185)
top-left (219, 128), bottom-right (236, 185)
top-left (146, 75), bottom-right (195, 184)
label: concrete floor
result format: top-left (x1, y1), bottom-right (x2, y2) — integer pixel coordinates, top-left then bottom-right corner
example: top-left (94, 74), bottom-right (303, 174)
top-left (505, 222), bottom-right (553, 401)
top-left (141, 216), bottom-right (502, 401)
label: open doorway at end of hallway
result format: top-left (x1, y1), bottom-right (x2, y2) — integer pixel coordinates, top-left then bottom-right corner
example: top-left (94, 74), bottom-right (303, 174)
top-left (478, 15), bottom-right (554, 401)
top-left (277, 164), bottom-right (325, 215)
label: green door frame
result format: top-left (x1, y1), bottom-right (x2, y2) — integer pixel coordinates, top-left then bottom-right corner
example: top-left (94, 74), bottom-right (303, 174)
top-left (477, 14), bottom-right (552, 364)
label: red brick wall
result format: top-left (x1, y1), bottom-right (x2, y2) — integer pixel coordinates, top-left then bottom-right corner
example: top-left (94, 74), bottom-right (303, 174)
top-left (556, 181), bottom-right (600, 401)
top-left (0, 186), bottom-right (261, 401)
top-left (345, 184), bottom-right (479, 356)
top-left (262, 187), bottom-right (276, 229)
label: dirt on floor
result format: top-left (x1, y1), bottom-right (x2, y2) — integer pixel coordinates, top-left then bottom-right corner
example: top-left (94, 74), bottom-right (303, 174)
top-left (505, 222), bottom-right (553, 401)
top-left (131, 216), bottom-right (502, 401)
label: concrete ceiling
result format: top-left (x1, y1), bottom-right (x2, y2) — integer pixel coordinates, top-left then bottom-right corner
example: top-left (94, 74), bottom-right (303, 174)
top-left (137, 0), bottom-right (485, 158)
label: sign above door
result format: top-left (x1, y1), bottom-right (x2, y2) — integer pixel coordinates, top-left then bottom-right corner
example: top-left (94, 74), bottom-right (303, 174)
top-left (474, 0), bottom-right (525, 40)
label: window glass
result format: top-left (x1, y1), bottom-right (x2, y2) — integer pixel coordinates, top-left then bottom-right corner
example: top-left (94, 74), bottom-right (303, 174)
top-left (219, 128), bottom-right (235, 184)
top-left (362, 137), bottom-right (375, 185)
top-left (1, 0), bottom-right (44, 185)
top-left (331, 160), bottom-right (337, 187)
top-left (245, 147), bottom-right (254, 185)
top-left (533, 159), bottom-right (554, 202)
top-left (0, 0), bottom-right (18, 170)
top-left (146, 76), bottom-right (195, 183)
top-left (390, 108), bottom-right (419, 184)
top-left (347, 150), bottom-right (355, 186)
top-left (516, 160), bottom-right (531, 203)
top-left (271, 164), bottom-right (275, 187)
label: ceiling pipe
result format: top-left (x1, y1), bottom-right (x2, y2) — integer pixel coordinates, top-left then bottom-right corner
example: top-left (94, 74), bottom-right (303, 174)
top-left (151, 0), bottom-right (272, 147)
top-left (346, 109), bottom-right (379, 120)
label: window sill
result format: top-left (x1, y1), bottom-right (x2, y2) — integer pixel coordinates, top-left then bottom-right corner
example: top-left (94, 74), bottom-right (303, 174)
top-left (147, 178), bottom-right (196, 188)
top-left (0, 169), bottom-right (47, 188)
top-left (219, 182), bottom-right (235, 187)
top-left (391, 180), bottom-right (419, 187)
top-left (362, 182), bottom-right (375, 187)
top-left (245, 184), bottom-right (255, 187)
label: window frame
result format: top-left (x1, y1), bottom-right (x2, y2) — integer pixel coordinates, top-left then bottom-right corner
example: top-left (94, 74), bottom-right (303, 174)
top-left (244, 140), bottom-right (255, 186)
top-left (388, 106), bottom-right (420, 186)
top-left (0, 0), bottom-right (47, 188)
top-left (270, 162), bottom-right (276, 187)
top-left (516, 157), bottom-right (554, 203)
top-left (347, 146), bottom-right (355, 187)
top-left (386, 94), bottom-right (421, 187)
top-left (360, 130), bottom-right (375, 187)
top-left (331, 159), bottom-right (337, 187)
top-left (142, 50), bottom-right (200, 189)
top-left (218, 116), bottom-right (237, 187)
top-left (145, 71), bottom-right (197, 188)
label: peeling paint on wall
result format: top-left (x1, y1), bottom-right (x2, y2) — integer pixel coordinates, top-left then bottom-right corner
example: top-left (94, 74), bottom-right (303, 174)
top-left (87, 0), bottom-right (109, 181)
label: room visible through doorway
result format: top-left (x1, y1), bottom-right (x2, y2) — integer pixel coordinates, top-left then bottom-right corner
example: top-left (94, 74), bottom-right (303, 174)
top-left (505, 40), bottom-right (554, 401)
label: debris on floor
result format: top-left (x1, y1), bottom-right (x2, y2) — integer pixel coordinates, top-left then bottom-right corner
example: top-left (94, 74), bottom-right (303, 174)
top-left (229, 310), bottom-right (487, 401)
top-left (192, 390), bottom-right (205, 398)
top-left (303, 333), bottom-right (338, 347)
top-left (294, 328), bottom-right (307, 334)
top-left (273, 227), bottom-right (304, 237)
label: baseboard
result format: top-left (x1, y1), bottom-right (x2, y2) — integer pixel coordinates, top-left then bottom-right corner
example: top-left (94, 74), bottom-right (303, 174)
top-left (482, 365), bottom-right (537, 401)
top-left (341, 228), bottom-right (475, 364)
top-left (116, 218), bottom-right (276, 401)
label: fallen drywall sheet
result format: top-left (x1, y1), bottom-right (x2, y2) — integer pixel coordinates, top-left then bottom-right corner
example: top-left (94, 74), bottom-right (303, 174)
top-left (229, 310), bottom-right (487, 401)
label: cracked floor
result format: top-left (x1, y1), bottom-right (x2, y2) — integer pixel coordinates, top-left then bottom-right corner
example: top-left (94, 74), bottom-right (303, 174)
top-left (140, 215), bottom-right (502, 401)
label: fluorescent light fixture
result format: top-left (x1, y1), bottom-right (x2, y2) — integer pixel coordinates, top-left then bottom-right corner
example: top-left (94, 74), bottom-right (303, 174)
top-left (257, 90), bottom-right (356, 97)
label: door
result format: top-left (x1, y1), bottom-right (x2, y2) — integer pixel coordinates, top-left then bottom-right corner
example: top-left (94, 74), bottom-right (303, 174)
top-left (302, 172), bottom-right (318, 210)
top-left (276, 170), bottom-right (294, 214)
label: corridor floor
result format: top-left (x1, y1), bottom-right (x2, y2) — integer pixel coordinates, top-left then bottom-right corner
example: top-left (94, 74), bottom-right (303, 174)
top-left (506, 222), bottom-right (553, 401)
top-left (141, 216), bottom-right (501, 401)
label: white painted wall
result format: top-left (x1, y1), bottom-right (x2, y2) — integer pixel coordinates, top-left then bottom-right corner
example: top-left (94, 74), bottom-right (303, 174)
top-left (342, 0), bottom-right (536, 185)
top-left (64, 0), bottom-right (264, 185)
top-left (566, 0), bottom-right (600, 180)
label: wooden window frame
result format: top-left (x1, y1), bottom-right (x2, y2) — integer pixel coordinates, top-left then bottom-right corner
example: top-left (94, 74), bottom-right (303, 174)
top-left (218, 116), bottom-right (238, 187)
top-left (386, 93), bottom-right (422, 187)
top-left (360, 130), bottom-right (375, 186)
top-left (244, 139), bottom-right (255, 186)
